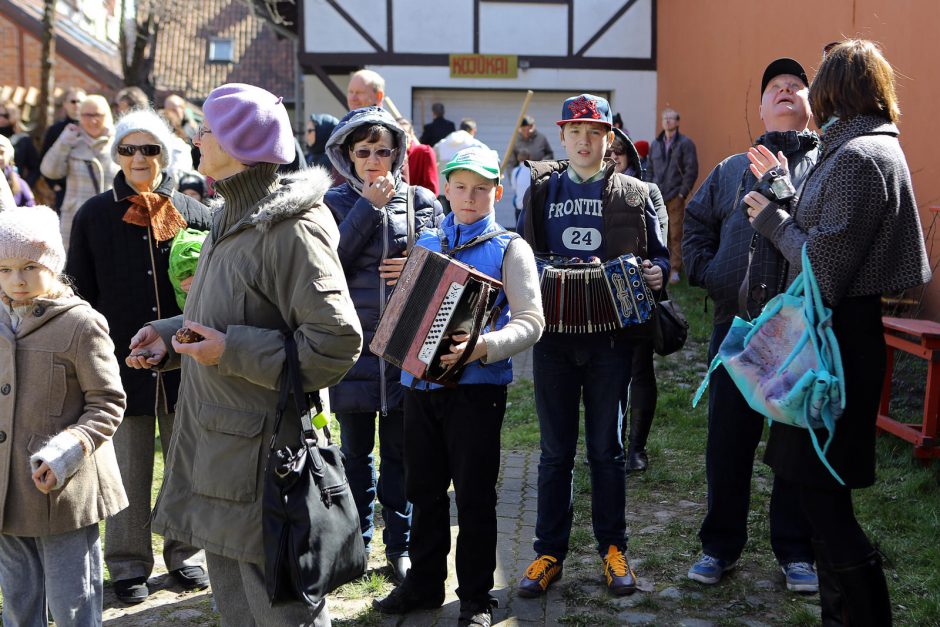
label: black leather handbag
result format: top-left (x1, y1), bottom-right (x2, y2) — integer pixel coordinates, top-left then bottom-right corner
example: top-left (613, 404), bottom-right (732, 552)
top-left (262, 335), bottom-right (366, 606)
top-left (652, 292), bottom-right (690, 356)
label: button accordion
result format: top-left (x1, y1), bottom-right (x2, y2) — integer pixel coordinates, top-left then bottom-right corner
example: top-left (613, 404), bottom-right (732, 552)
top-left (370, 246), bottom-right (502, 384)
top-left (536, 254), bottom-right (655, 333)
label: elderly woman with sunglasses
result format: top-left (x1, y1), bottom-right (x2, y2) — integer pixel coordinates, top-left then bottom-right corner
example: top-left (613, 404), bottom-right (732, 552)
top-left (40, 95), bottom-right (120, 250)
top-left (64, 108), bottom-right (212, 604)
top-left (322, 107), bottom-right (443, 583)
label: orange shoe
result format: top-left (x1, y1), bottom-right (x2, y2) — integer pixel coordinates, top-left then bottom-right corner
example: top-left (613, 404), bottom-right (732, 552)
top-left (517, 555), bottom-right (563, 597)
top-left (603, 545), bottom-right (637, 596)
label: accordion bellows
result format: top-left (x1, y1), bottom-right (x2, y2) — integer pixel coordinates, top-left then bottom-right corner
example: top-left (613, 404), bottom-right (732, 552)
top-left (370, 246), bottom-right (502, 384)
top-left (537, 254), bottom-right (655, 333)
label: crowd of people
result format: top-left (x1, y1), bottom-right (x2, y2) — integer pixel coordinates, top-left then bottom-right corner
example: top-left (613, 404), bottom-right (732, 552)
top-left (0, 38), bottom-right (931, 627)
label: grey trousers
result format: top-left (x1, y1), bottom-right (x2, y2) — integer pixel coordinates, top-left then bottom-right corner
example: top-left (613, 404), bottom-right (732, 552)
top-left (0, 524), bottom-right (103, 627)
top-left (206, 552), bottom-right (330, 627)
top-left (104, 412), bottom-right (203, 581)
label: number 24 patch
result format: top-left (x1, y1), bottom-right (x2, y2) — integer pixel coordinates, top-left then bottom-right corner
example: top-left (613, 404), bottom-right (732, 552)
top-left (562, 227), bottom-right (601, 251)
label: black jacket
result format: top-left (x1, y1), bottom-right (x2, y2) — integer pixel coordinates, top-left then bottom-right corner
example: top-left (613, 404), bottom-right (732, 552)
top-left (65, 171), bottom-right (211, 416)
top-left (420, 116), bottom-right (456, 148)
top-left (682, 130), bottom-right (819, 324)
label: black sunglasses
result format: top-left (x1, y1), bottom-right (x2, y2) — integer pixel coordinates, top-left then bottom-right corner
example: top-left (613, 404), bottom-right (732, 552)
top-left (117, 144), bottom-right (162, 157)
top-left (352, 147), bottom-right (395, 159)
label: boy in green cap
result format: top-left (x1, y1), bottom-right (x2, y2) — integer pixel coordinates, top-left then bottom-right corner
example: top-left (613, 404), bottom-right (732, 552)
top-left (374, 147), bottom-right (544, 627)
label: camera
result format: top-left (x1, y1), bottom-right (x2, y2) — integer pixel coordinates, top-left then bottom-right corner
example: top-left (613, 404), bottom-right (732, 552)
top-left (740, 166), bottom-right (796, 217)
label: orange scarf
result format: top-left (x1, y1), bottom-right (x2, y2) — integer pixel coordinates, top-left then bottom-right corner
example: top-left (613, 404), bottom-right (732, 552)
top-left (122, 192), bottom-right (188, 242)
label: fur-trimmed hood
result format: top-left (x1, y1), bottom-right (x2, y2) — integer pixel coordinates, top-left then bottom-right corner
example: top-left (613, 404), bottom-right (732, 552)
top-left (210, 163), bottom-right (334, 232)
top-left (324, 107), bottom-right (406, 193)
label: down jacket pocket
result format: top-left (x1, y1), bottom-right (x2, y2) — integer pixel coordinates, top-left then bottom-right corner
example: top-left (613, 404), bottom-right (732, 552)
top-left (191, 402), bottom-right (265, 503)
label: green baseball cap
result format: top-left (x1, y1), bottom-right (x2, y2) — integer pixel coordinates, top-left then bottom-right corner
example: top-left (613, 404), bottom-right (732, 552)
top-left (442, 147), bottom-right (501, 181)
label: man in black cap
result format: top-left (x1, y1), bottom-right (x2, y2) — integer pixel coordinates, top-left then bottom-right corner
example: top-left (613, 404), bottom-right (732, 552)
top-left (681, 58), bottom-right (820, 592)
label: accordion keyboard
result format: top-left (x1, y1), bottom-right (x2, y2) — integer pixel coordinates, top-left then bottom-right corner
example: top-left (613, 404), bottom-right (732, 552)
top-left (417, 281), bottom-right (466, 364)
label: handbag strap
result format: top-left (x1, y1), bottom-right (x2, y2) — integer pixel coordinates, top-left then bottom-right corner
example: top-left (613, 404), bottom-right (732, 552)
top-left (271, 335), bottom-right (326, 451)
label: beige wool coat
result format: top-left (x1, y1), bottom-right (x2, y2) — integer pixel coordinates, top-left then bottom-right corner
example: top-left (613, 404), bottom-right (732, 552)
top-left (39, 129), bottom-right (119, 251)
top-left (0, 293), bottom-right (128, 536)
top-left (150, 165), bottom-right (362, 566)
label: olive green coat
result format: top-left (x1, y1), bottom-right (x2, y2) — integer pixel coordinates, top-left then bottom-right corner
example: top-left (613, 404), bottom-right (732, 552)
top-left (150, 165), bottom-right (362, 566)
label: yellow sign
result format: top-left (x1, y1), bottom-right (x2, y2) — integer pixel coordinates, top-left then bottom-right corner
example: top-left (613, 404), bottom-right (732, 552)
top-left (449, 54), bottom-right (518, 79)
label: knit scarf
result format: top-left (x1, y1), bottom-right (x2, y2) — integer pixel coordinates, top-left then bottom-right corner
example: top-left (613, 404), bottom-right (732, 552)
top-left (122, 192), bottom-right (188, 242)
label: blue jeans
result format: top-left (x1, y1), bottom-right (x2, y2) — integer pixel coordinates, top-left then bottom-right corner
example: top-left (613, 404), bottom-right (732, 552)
top-left (336, 409), bottom-right (412, 557)
top-left (533, 332), bottom-right (633, 560)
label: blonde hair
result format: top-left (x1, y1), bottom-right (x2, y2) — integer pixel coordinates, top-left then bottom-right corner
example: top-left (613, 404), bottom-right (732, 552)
top-left (80, 95), bottom-right (115, 129)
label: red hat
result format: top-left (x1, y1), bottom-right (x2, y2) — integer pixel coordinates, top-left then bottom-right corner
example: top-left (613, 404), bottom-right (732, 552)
top-left (633, 140), bottom-right (650, 158)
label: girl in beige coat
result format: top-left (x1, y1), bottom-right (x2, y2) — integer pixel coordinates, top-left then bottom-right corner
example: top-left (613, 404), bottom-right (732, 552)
top-left (0, 205), bottom-right (127, 626)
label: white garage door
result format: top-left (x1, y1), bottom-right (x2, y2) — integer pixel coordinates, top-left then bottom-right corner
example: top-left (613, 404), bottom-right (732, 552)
top-left (412, 88), bottom-right (610, 227)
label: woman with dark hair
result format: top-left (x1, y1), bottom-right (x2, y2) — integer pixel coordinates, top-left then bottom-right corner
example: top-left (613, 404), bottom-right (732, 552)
top-left (744, 40), bottom-right (931, 625)
top-left (323, 107), bottom-right (442, 583)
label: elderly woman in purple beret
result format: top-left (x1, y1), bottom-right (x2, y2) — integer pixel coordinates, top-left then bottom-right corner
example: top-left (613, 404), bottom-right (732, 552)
top-left (126, 83), bottom-right (362, 626)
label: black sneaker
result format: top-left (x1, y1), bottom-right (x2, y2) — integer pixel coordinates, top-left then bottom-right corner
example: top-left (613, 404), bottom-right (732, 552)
top-left (170, 565), bottom-right (209, 590)
top-left (458, 598), bottom-right (498, 627)
top-left (113, 576), bottom-right (149, 604)
top-left (373, 582), bottom-right (444, 614)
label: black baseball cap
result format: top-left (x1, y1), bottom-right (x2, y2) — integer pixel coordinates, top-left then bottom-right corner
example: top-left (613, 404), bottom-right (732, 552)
top-left (761, 58), bottom-right (808, 94)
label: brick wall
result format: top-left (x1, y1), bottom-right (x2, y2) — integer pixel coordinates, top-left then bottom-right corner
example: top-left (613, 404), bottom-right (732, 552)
top-left (0, 14), bottom-right (110, 97)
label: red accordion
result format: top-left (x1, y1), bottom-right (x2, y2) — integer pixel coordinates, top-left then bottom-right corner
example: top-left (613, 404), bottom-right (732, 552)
top-left (370, 246), bottom-right (502, 384)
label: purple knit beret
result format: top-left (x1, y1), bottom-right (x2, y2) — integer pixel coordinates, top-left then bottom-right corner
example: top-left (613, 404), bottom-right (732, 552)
top-left (202, 83), bottom-right (295, 166)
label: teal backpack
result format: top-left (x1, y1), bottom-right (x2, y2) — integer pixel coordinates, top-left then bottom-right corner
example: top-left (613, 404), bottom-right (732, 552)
top-left (693, 244), bottom-right (846, 485)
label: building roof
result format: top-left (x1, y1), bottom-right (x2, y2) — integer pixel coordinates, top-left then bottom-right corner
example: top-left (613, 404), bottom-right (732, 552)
top-left (0, 0), bottom-right (123, 90)
top-left (154, 0), bottom-right (297, 104)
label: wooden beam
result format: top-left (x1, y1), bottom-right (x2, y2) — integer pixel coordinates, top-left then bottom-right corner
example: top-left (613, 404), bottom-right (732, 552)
top-left (325, 0), bottom-right (385, 53)
top-left (575, 0), bottom-right (639, 57)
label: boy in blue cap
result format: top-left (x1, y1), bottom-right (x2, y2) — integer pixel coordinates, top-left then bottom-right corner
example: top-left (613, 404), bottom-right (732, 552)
top-left (374, 147), bottom-right (544, 627)
top-left (516, 94), bottom-right (669, 596)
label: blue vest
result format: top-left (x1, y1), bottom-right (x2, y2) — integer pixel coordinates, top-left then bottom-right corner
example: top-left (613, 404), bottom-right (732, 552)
top-left (400, 212), bottom-right (516, 390)
top-left (543, 172), bottom-right (607, 260)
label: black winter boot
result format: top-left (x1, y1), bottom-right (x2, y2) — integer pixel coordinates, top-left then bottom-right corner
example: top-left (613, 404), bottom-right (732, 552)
top-left (812, 539), bottom-right (845, 626)
top-left (832, 551), bottom-right (892, 626)
top-left (627, 409), bottom-right (655, 472)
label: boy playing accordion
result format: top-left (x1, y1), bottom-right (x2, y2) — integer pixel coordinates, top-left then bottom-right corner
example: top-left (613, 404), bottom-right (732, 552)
top-left (515, 94), bottom-right (669, 597)
top-left (374, 147), bottom-right (544, 627)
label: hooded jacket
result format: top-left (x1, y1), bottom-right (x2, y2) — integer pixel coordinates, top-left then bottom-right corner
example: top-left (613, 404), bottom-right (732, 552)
top-left (306, 113), bottom-right (339, 171)
top-left (683, 129), bottom-right (819, 324)
top-left (149, 164), bottom-right (362, 565)
top-left (324, 107), bottom-right (442, 414)
top-left (0, 292), bottom-right (127, 536)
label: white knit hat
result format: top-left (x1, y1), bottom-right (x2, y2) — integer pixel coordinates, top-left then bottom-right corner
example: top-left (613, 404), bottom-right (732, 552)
top-left (112, 108), bottom-right (176, 169)
top-left (0, 205), bottom-right (66, 274)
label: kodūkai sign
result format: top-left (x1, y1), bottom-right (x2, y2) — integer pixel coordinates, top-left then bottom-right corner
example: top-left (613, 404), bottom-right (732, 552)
top-left (449, 54), bottom-right (518, 79)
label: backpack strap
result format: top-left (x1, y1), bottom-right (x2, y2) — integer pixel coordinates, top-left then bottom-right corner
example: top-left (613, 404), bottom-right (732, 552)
top-left (406, 185), bottom-right (416, 254)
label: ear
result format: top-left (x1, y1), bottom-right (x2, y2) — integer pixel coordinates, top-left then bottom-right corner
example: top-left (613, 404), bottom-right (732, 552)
top-left (606, 130), bottom-right (615, 143)
top-left (443, 180), bottom-right (452, 201)
top-left (494, 184), bottom-right (504, 202)
top-left (376, 89), bottom-right (385, 106)
top-left (558, 128), bottom-right (566, 142)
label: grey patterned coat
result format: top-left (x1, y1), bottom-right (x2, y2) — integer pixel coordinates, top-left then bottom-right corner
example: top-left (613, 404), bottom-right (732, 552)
top-left (753, 114), bottom-right (931, 488)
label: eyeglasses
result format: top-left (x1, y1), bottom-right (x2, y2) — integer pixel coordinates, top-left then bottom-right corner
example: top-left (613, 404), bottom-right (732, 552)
top-left (68, 99), bottom-right (82, 104)
top-left (195, 125), bottom-right (212, 141)
top-left (81, 112), bottom-right (105, 119)
top-left (352, 147), bottom-right (395, 159)
top-left (609, 149), bottom-right (625, 157)
top-left (116, 144), bottom-right (162, 157)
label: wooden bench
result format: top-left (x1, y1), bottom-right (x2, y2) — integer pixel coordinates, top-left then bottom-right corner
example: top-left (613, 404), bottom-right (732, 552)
top-left (877, 317), bottom-right (940, 459)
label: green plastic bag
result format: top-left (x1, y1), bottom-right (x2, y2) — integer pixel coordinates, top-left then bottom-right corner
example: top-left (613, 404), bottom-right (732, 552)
top-left (168, 228), bottom-right (208, 310)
